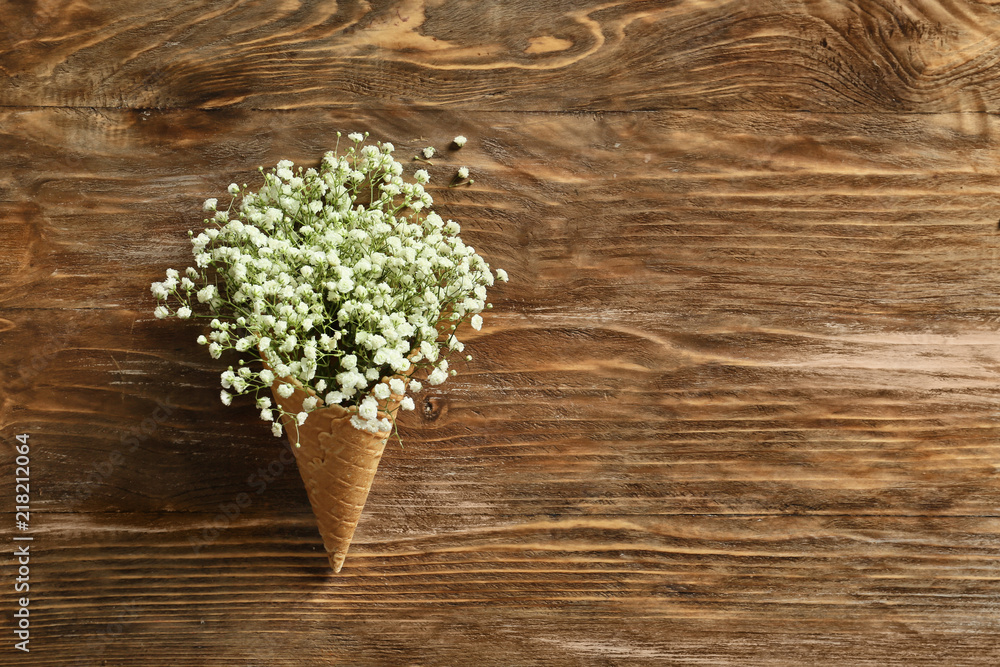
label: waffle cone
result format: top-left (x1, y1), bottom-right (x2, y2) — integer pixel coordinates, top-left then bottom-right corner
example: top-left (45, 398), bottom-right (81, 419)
top-left (265, 367), bottom-right (402, 573)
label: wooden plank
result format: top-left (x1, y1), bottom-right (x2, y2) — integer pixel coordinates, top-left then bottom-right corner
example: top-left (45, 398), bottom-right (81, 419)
top-left (4, 303), bottom-right (1000, 519)
top-left (4, 106), bottom-right (1000, 313)
top-left (1, 514), bottom-right (999, 666)
top-left (6, 0), bottom-right (1000, 112)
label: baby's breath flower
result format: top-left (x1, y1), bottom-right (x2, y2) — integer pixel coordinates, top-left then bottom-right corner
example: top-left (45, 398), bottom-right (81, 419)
top-left (197, 285), bottom-right (216, 303)
top-left (220, 390), bottom-right (232, 406)
top-left (453, 136), bottom-right (467, 148)
top-left (152, 134), bottom-right (506, 439)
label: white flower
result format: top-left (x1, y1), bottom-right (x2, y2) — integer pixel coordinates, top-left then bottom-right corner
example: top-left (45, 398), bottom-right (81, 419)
top-left (203, 198), bottom-right (218, 211)
top-left (408, 380), bottom-right (422, 393)
top-left (457, 167), bottom-right (469, 179)
top-left (302, 396), bottom-right (318, 411)
top-left (419, 341), bottom-right (439, 363)
top-left (154, 306), bottom-right (169, 319)
top-left (176, 306), bottom-right (192, 319)
top-left (428, 367), bottom-right (447, 385)
top-left (414, 169), bottom-right (429, 184)
top-left (471, 314), bottom-right (483, 330)
top-left (259, 369), bottom-right (274, 384)
top-left (350, 415), bottom-right (376, 432)
top-left (496, 268), bottom-right (508, 282)
top-left (296, 412), bottom-right (308, 425)
top-left (453, 135), bottom-right (467, 147)
top-left (197, 285), bottom-right (216, 303)
top-left (260, 408), bottom-right (273, 421)
top-left (277, 383), bottom-right (294, 399)
top-left (373, 383), bottom-right (390, 400)
top-left (257, 396), bottom-right (272, 409)
top-left (209, 342), bottom-right (222, 359)
top-left (220, 390), bottom-right (232, 406)
top-left (422, 146), bottom-right (435, 159)
top-left (271, 421), bottom-right (283, 437)
top-left (400, 396), bottom-right (415, 411)
top-left (389, 378), bottom-right (405, 395)
top-left (348, 132), bottom-right (364, 143)
top-left (359, 397), bottom-right (379, 421)
top-left (228, 183), bottom-right (240, 195)
top-left (197, 335), bottom-right (208, 345)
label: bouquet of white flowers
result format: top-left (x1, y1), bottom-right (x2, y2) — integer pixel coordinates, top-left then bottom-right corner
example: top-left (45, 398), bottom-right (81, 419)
top-left (152, 132), bottom-right (507, 570)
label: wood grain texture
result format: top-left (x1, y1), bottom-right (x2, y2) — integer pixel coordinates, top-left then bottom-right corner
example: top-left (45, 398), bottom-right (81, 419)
top-left (3, 106), bottom-right (1000, 664)
top-left (5, 0), bottom-right (1000, 662)
top-left (6, 0), bottom-right (1000, 112)
top-left (4, 514), bottom-right (1000, 665)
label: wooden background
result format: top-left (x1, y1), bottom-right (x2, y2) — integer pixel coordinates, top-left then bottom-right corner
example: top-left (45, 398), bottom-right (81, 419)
top-left (4, 0), bottom-right (1000, 664)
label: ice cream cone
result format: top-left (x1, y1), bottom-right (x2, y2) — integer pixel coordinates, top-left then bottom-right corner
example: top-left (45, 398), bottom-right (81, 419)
top-left (265, 366), bottom-right (403, 573)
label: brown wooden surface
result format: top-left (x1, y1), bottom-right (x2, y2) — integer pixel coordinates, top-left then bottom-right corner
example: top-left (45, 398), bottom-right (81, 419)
top-left (3, 1), bottom-right (1000, 665)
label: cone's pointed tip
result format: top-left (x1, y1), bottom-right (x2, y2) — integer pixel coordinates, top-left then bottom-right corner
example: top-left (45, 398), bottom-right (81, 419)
top-left (331, 551), bottom-right (347, 573)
